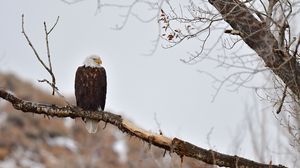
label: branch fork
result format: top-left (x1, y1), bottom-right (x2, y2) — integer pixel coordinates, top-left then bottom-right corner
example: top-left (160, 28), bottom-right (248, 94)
top-left (21, 14), bottom-right (59, 95)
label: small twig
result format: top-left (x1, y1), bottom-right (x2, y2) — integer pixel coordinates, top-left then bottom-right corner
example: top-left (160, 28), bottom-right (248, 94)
top-left (206, 127), bottom-right (214, 148)
top-left (43, 16), bottom-right (59, 95)
top-left (266, 0), bottom-right (278, 27)
top-left (154, 112), bottom-right (163, 135)
top-left (21, 14), bottom-right (48, 71)
top-left (292, 36), bottom-right (300, 58)
top-left (180, 156), bottom-right (183, 168)
top-left (103, 121), bottom-right (108, 129)
top-left (46, 16), bottom-right (60, 35)
top-left (278, 21), bottom-right (289, 49)
top-left (60, 0), bottom-right (85, 5)
top-left (38, 79), bottom-right (58, 90)
top-left (276, 84), bottom-right (288, 114)
top-left (38, 79), bottom-right (70, 105)
top-left (163, 149), bottom-right (167, 157)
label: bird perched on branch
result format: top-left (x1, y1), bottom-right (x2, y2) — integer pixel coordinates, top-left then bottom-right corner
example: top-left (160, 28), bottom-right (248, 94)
top-left (75, 55), bottom-right (107, 133)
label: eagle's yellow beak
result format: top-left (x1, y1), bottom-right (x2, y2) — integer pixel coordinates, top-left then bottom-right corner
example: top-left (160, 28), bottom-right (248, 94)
top-left (95, 58), bottom-right (102, 65)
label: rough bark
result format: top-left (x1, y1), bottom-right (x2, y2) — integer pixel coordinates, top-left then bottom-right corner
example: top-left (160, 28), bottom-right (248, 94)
top-left (0, 89), bottom-right (286, 168)
top-left (209, 0), bottom-right (300, 96)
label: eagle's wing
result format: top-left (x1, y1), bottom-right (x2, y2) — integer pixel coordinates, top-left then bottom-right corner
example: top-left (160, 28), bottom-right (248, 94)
top-left (96, 67), bottom-right (107, 111)
top-left (75, 66), bottom-right (107, 111)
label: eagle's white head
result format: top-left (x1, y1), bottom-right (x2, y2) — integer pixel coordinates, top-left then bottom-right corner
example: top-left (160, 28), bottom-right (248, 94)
top-left (83, 55), bottom-right (102, 68)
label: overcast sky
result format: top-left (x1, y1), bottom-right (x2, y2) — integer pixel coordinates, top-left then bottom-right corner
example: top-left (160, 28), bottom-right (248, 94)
top-left (0, 0), bottom-right (297, 167)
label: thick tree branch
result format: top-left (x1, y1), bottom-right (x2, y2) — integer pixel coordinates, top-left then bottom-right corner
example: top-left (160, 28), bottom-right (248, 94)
top-left (208, 0), bottom-right (300, 97)
top-left (0, 89), bottom-right (286, 168)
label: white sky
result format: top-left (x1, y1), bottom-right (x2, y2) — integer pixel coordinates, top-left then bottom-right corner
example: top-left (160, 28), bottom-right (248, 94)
top-left (0, 0), bottom-right (297, 167)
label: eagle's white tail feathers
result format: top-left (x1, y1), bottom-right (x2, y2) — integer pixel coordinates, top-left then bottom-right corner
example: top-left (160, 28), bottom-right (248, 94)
top-left (85, 119), bottom-right (99, 134)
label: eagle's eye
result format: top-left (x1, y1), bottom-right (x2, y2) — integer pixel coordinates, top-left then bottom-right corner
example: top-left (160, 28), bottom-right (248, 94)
top-left (92, 58), bottom-right (102, 65)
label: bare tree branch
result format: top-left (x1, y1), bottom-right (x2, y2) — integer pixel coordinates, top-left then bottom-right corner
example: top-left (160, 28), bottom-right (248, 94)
top-left (21, 14), bottom-right (59, 95)
top-left (207, 0), bottom-right (300, 97)
top-left (97, 0), bottom-right (165, 56)
top-left (0, 89), bottom-right (286, 168)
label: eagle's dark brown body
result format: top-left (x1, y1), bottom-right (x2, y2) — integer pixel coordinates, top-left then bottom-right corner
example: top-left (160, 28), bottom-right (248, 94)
top-left (75, 66), bottom-right (107, 112)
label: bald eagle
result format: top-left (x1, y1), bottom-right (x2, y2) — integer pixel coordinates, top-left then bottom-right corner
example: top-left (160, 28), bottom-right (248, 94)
top-left (75, 55), bottom-right (107, 133)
